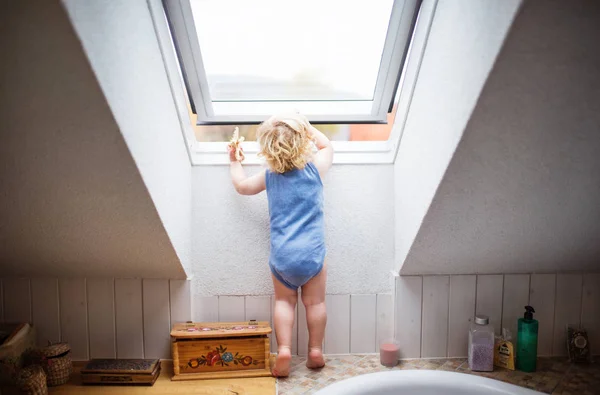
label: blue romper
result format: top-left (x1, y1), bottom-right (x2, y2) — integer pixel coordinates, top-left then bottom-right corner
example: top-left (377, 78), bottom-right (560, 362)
top-left (265, 162), bottom-right (326, 290)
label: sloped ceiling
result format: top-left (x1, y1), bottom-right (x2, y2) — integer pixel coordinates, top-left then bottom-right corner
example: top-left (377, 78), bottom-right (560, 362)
top-left (0, 0), bottom-right (186, 278)
top-left (401, 0), bottom-right (600, 274)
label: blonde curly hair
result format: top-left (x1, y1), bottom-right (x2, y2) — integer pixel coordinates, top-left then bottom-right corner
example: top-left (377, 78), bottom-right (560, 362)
top-left (256, 113), bottom-right (314, 174)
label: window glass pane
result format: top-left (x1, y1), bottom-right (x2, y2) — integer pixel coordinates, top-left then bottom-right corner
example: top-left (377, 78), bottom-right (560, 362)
top-left (190, 0), bottom-right (394, 102)
top-left (191, 105), bottom-right (397, 142)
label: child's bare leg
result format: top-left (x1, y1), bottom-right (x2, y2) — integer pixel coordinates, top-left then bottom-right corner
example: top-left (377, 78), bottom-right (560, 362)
top-left (271, 274), bottom-right (298, 377)
top-left (301, 262), bottom-right (327, 369)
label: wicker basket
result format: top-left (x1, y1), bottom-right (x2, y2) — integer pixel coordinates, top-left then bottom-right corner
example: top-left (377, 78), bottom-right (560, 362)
top-left (16, 365), bottom-right (48, 395)
top-left (40, 342), bottom-right (72, 386)
top-left (0, 323), bottom-right (37, 385)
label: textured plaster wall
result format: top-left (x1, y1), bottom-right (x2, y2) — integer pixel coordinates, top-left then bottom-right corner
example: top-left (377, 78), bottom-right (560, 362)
top-left (402, 0), bottom-right (600, 274)
top-left (62, 0), bottom-right (193, 273)
top-left (0, 0), bottom-right (186, 278)
top-left (394, 0), bottom-right (522, 271)
top-left (192, 165), bottom-right (395, 296)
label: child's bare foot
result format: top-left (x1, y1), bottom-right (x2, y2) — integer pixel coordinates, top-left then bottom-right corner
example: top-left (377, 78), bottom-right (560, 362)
top-left (306, 348), bottom-right (325, 369)
top-left (272, 346), bottom-right (292, 377)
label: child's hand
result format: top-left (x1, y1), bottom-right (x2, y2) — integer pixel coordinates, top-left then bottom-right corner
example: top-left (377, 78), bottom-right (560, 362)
top-left (306, 123), bottom-right (318, 142)
top-left (228, 144), bottom-right (245, 163)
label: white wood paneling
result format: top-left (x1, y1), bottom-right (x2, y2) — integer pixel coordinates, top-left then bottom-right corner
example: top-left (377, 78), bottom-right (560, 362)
top-left (553, 274), bottom-right (583, 356)
top-left (0, 280), bottom-right (3, 322)
top-left (350, 294), bottom-right (376, 353)
top-left (395, 276), bottom-right (422, 358)
top-left (143, 279), bottom-right (171, 360)
top-left (245, 295), bottom-right (273, 354)
top-left (193, 296), bottom-right (218, 322)
top-left (115, 279), bottom-right (144, 359)
top-left (270, 296), bottom-right (277, 353)
top-left (31, 278), bottom-right (60, 346)
top-left (87, 278), bottom-right (116, 359)
top-left (245, 296), bottom-right (271, 322)
top-left (448, 275), bottom-right (476, 357)
top-left (3, 278), bottom-right (31, 323)
top-left (58, 279), bottom-right (88, 360)
top-left (292, 300), bottom-right (298, 354)
top-left (581, 273), bottom-right (600, 353)
top-left (421, 276), bottom-right (449, 358)
top-left (501, 274), bottom-right (530, 344)
top-left (529, 274), bottom-right (556, 356)
top-left (270, 295), bottom-right (298, 355)
top-left (376, 294), bottom-right (393, 353)
top-left (324, 294), bottom-right (350, 354)
top-left (6, 271), bottom-right (599, 360)
top-left (169, 280), bottom-right (191, 325)
top-left (297, 296), bottom-right (309, 356)
top-left (476, 275), bottom-right (503, 335)
top-left (218, 296), bottom-right (245, 322)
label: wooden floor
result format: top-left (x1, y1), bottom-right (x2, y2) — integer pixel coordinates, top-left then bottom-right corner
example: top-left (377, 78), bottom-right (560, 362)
top-left (3, 361), bottom-right (276, 395)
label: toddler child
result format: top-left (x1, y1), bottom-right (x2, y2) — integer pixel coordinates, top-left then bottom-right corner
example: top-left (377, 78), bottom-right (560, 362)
top-left (228, 113), bottom-right (333, 377)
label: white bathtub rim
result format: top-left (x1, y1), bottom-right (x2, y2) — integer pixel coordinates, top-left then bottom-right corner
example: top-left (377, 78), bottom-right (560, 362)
top-left (313, 370), bottom-right (542, 395)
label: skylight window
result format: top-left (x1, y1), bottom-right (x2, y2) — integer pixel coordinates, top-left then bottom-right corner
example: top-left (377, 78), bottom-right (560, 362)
top-left (164, 0), bottom-right (421, 125)
top-left (191, 0), bottom-right (392, 102)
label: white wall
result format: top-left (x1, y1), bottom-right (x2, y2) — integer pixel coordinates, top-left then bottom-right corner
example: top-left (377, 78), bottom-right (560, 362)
top-left (394, 0), bottom-right (522, 271)
top-left (1, 0), bottom-right (393, 290)
top-left (192, 165), bottom-right (395, 296)
top-left (62, 0), bottom-right (193, 274)
top-left (401, 0), bottom-right (600, 275)
top-left (0, 278), bottom-right (191, 361)
top-left (395, 273), bottom-right (600, 358)
top-left (0, 0), bottom-right (186, 278)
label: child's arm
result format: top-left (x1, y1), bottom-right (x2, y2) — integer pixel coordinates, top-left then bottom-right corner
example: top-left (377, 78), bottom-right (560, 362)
top-left (228, 146), bottom-right (266, 195)
top-left (309, 124), bottom-right (334, 176)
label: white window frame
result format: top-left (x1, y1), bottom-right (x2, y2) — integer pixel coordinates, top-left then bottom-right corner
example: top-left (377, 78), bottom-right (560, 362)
top-left (164, 0), bottom-right (420, 125)
top-left (148, 0), bottom-right (438, 165)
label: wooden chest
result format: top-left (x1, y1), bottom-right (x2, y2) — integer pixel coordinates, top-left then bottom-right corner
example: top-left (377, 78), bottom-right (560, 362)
top-left (171, 321), bottom-right (271, 381)
top-left (80, 359), bottom-right (161, 385)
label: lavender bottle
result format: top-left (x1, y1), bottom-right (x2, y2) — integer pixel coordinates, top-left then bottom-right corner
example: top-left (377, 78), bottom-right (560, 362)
top-left (468, 315), bottom-right (495, 372)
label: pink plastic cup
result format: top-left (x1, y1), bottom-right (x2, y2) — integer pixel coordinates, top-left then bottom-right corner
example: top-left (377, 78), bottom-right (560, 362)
top-left (379, 339), bottom-right (400, 367)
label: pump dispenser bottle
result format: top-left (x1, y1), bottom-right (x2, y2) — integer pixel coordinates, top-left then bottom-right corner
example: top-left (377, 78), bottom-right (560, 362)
top-left (517, 306), bottom-right (538, 372)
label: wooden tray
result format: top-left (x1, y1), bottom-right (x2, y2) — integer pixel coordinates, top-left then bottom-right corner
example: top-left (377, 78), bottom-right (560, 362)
top-left (81, 359), bottom-right (160, 385)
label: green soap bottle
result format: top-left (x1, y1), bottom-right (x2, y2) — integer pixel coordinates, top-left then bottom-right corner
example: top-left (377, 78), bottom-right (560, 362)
top-left (517, 306), bottom-right (538, 372)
